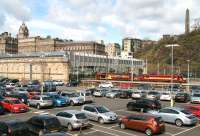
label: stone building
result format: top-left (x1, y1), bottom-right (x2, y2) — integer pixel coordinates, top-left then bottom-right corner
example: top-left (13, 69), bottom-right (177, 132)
top-left (0, 53), bottom-right (69, 82)
top-left (122, 37), bottom-right (142, 56)
top-left (17, 23), bottom-right (105, 55)
top-left (0, 32), bottom-right (18, 54)
top-left (105, 43), bottom-right (121, 57)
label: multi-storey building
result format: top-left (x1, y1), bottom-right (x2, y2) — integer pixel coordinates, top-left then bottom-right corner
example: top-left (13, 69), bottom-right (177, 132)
top-left (105, 43), bottom-right (121, 57)
top-left (17, 23), bottom-right (105, 55)
top-left (122, 37), bottom-right (142, 56)
top-left (0, 32), bottom-right (18, 54)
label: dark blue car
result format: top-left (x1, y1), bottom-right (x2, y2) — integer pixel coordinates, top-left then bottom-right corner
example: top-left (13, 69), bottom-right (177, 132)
top-left (48, 94), bottom-right (69, 107)
top-left (0, 103), bottom-right (4, 115)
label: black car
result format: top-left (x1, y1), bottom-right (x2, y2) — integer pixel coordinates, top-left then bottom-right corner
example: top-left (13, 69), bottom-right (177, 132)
top-left (6, 93), bottom-right (28, 104)
top-left (127, 99), bottom-right (161, 112)
top-left (26, 115), bottom-right (63, 136)
top-left (175, 93), bottom-right (190, 103)
top-left (0, 120), bottom-right (30, 136)
top-left (119, 90), bottom-right (132, 99)
top-left (44, 133), bottom-right (69, 136)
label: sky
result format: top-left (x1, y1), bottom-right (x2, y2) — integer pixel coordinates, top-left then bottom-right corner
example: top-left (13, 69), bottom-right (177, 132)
top-left (0, 0), bottom-right (199, 44)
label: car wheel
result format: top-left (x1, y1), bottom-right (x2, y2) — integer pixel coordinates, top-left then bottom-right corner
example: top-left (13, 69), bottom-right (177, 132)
top-left (175, 119), bottom-right (183, 127)
top-left (98, 117), bottom-right (104, 124)
top-left (67, 123), bottom-right (73, 131)
top-left (145, 128), bottom-right (152, 136)
top-left (37, 104), bottom-right (41, 109)
top-left (70, 101), bottom-right (75, 106)
top-left (120, 123), bottom-right (126, 129)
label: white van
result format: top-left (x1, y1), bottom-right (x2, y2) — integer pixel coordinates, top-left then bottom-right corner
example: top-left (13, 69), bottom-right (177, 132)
top-left (78, 91), bottom-right (93, 103)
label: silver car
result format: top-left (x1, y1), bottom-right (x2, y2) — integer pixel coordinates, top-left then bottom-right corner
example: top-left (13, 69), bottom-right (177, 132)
top-left (27, 95), bottom-right (53, 109)
top-left (56, 110), bottom-right (89, 131)
top-left (81, 104), bottom-right (118, 124)
top-left (93, 89), bottom-right (109, 97)
top-left (60, 92), bottom-right (84, 106)
top-left (106, 89), bottom-right (121, 98)
top-left (148, 107), bottom-right (197, 127)
top-left (147, 91), bottom-right (160, 100)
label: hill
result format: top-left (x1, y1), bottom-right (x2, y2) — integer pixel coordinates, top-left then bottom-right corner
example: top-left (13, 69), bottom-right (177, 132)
top-left (135, 30), bottom-right (200, 77)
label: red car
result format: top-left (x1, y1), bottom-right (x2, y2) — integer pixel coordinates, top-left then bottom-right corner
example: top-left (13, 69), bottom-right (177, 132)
top-left (183, 105), bottom-right (200, 118)
top-left (119, 114), bottom-right (165, 136)
top-left (1, 98), bottom-right (28, 113)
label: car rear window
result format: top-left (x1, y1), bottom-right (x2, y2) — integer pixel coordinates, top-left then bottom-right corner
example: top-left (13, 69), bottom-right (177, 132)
top-left (148, 92), bottom-right (158, 95)
top-left (181, 110), bottom-right (191, 115)
top-left (75, 113), bottom-right (87, 119)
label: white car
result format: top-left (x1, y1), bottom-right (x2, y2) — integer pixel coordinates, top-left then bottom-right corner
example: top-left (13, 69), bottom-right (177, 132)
top-left (132, 91), bottom-right (146, 99)
top-left (160, 92), bottom-right (172, 101)
top-left (98, 82), bottom-right (113, 88)
top-left (5, 83), bottom-right (16, 89)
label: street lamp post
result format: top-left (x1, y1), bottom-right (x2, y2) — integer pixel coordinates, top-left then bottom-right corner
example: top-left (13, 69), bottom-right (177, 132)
top-left (165, 44), bottom-right (180, 107)
top-left (187, 60), bottom-right (190, 92)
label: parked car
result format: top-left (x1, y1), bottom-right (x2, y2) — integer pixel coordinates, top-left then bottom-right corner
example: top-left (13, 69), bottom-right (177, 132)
top-left (119, 114), bottom-right (165, 136)
top-left (14, 87), bottom-right (28, 94)
top-left (27, 80), bottom-right (41, 91)
top-left (44, 133), bottom-right (69, 136)
top-left (119, 90), bottom-right (133, 99)
top-left (93, 88), bottom-right (109, 97)
top-left (56, 110), bottom-right (90, 131)
top-left (0, 102), bottom-right (5, 115)
top-left (47, 94), bottom-right (69, 107)
top-left (26, 115), bottom-right (63, 136)
top-left (1, 97), bottom-right (28, 113)
top-left (127, 99), bottom-right (161, 112)
top-left (160, 92), bottom-right (172, 101)
top-left (183, 105), bottom-right (200, 118)
top-left (5, 83), bottom-right (16, 89)
top-left (60, 92), bottom-right (84, 106)
top-left (78, 91), bottom-right (93, 103)
top-left (43, 81), bottom-right (57, 92)
top-left (6, 92), bottom-right (28, 104)
top-left (106, 89), bottom-right (121, 98)
top-left (148, 107), bottom-right (198, 127)
top-left (53, 80), bottom-right (64, 86)
top-left (132, 90), bottom-right (147, 99)
top-left (175, 93), bottom-right (190, 103)
top-left (28, 91), bottom-right (40, 99)
top-left (0, 120), bottom-right (30, 136)
top-left (0, 95), bottom-right (4, 101)
top-left (191, 93), bottom-right (200, 104)
top-left (81, 104), bottom-right (118, 124)
top-left (27, 95), bottom-right (53, 109)
top-left (147, 91), bottom-right (160, 100)
top-left (99, 82), bottom-right (113, 88)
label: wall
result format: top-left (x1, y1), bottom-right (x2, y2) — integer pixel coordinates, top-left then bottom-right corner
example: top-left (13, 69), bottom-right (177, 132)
top-left (0, 56), bottom-right (70, 83)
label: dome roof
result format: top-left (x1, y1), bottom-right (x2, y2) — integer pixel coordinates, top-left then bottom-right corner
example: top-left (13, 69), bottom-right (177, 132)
top-left (19, 22), bottom-right (28, 34)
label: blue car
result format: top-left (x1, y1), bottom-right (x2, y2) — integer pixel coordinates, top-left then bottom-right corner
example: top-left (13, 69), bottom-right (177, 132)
top-left (48, 94), bottom-right (69, 107)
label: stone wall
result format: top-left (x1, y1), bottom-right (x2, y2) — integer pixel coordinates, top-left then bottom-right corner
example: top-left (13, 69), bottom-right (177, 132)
top-left (0, 56), bottom-right (70, 83)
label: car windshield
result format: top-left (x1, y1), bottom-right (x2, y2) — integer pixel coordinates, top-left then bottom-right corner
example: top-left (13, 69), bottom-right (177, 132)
top-left (85, 92), bottom-right (91, 96)
top-left (176, 93), bottom-right (185, 96)
top-left (42, 96), bottom-right (51, 100)
top-left (134, 92), bottom-right (140, 94)
top-left (96, 106), bottom-right (110, 113)
top-left (193, 94), bottom-right (200, 97)
top-left (75, 113), bottom-right (87, 119)
top-left (69, 93), bottom-right (79, 97)
top-left (52, 95), bottom-right (60, 99)
top-left (162, 93), bottom-right (169, 95)
top-left (111, 90), bottom-right (119, 93)
top-left (181, 110), bottom-right (191, 115)
top-left (10, 100), bottom-right (21, 104)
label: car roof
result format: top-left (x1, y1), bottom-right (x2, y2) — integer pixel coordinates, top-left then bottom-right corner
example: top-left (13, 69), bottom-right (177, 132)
top-left (125, 113), bottom-right (158, 119)
top-left (62, 110), bottom-right (83, 114)
top-left (0, 120), bottom-right (25, 125)
top-left (83, 104), bottom-right (103, 108)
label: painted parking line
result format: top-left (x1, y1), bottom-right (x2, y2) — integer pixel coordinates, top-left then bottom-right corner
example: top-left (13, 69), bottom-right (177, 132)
top-left (90, 122), bottom-right (138, 136)
top-left (165, 124), bottom-right (187, 130)
top-left (83, 130), bottom-right (97, 135)
top-left (165, 132), bottom-right (174, 136)
top-left (91, 128), bottom-right (120, 136)
top-left (172, 125), bottom-right (200, 136)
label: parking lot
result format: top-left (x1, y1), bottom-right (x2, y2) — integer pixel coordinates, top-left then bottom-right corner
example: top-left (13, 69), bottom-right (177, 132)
top-left (1, 96), bottom-right (200, 136)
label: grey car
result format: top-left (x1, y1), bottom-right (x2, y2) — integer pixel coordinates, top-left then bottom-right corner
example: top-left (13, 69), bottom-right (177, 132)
top-left (60, 92), bottom-right (84, 106)
top-left (27, 95), bottom-right (53, 109)
top-left (81, 104), bottom-right (118, 124)
top-left (148, 107), bottom-right (197, 127)
top-left (106, 89), bottom-right (121, 98)
top-left (56, 110), bottom-right (89, 131)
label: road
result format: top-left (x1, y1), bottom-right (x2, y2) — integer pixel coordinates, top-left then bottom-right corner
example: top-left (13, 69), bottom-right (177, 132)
top-left (1, 97), bottom-right (200, 136)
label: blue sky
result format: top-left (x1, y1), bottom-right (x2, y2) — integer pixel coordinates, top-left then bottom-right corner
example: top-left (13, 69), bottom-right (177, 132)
top-left (0, 0), bottom-right (200, 45)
